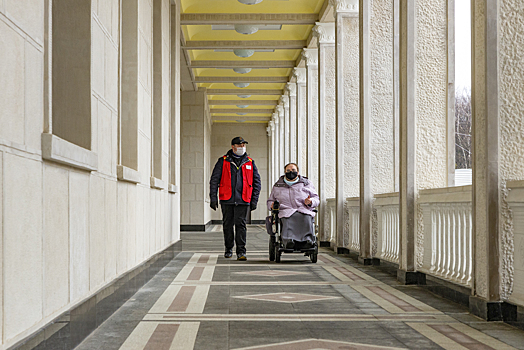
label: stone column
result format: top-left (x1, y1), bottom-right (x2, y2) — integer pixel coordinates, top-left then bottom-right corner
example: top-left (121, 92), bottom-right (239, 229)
top-left (277, 105), bottom-right (285, 174)
top-left (302, 48), bottom-right (319, 186)
top-left (281, 95), bottom-right (290, 165)
top-left (273, 112), bottom-right (281, 180)
top-left (293, 67), bottom-right (307, 173)
top-left (397, 0), bottom-right (448, 283)
top-left (358, 0), bottom-right (397, 263)
top-left (286, 82), bottom-right (297, 163)
top-left (469, 0), bottom-right (524, 320)
top-left (313, 22), bottom-right (336, 243)
top-left (267, 124), bottom-right (273, 193)
top-left (331, 0), bottom-right (360, 249)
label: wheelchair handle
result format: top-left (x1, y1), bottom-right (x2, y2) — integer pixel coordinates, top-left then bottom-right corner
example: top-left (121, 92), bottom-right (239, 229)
top-left (273, 200), bottom-right (280, 210)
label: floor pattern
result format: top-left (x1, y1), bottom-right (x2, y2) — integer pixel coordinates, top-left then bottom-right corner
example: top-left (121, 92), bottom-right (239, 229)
top-left (76, 226), bottom-right (524, 350)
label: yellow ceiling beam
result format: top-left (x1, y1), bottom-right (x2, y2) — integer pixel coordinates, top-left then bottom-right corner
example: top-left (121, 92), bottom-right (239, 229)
top-left (189, 60), bottom-right (296, 68)
top-left (208, 100), bottom-right (278, 105)
top-left (211, 109), bottom-right (273, 114)
top-left (206, 89), bottom-right (283, 95)
top-left (181, 13), bottom-right (318, 25)
top-left (195, 76), bottom-right (288, 83)
top-left (183, 40), bottom-right (307, 50)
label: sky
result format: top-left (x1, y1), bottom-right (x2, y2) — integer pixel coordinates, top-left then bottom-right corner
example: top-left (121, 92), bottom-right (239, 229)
top-left (455, 0), bottom-right (472, 91)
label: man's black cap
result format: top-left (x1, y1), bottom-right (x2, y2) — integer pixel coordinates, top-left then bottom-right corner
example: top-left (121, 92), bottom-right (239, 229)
top-left (231, 136), bottom-right (248, 145)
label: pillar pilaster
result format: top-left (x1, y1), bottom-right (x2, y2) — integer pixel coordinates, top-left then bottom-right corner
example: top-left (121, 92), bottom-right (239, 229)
top-left (398, 0), bottom-right (448, 283)
top-left (293, 67), bottom-right (307, 173)
top-left (280, 95), bottom-right (290, 165)
top-left (358, 0), bottom-right (396, 264)
top-left (273, 113), bottom-right (280, 182)
top-left (331, 0), bottom-right (360, 250)
top-left (469, 0), bottom-right (524, 320)
top-left (276, 105), bottom-right (285, 174)
top-left (302, 48), bottom-right (319, 186)
top-left (313, 22), bottom-right (336, 243)
top-left (267, 123), bottom-right (273, 193)
top-left (286, 82), bottom-right (297, 163)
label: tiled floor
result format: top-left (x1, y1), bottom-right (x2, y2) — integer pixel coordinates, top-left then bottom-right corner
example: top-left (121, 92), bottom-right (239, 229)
top-left (75, 225), bottom-right (524, 350)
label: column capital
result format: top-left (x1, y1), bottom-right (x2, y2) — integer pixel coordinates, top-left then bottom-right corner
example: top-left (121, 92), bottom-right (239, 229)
top-left (276, 104), bottom-right (284, 117)
top-left (329, 0), bottom-right (358, 14)
top-left (312, 22), bottom-right (335, 44)
top-left (292, 67), bottom-right (307, 83)
top-left (302, 48), bottom-right (318, 66)
top-left (280, 95), bottom-right (289, 107)
top-left (266, 126), bottom-right (271, 136)
top-left (285, 82), bottom-right (296, 97)
top-left (273, 112), bottom-right (279, 124)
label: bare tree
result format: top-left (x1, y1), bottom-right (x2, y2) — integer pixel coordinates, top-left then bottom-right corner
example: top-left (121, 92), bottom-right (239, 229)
top-left (455, 88), bottom-right (472, 169)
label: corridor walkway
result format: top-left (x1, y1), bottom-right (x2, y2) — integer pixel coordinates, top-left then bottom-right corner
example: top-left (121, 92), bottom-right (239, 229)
top-left (76, 226), bottom-right (524, 350)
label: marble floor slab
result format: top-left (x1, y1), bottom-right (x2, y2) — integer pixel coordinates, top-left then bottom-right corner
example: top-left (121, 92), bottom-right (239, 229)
top-left (75, 226), bottom-right (524, 350)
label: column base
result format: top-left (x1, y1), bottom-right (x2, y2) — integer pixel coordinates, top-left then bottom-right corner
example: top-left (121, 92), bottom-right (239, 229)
top-left (337, 247), bottom-right (350, 255)
top-left (397, 269), bottom-right (426, 285)
top-left (358, 257), bottom-right (380, 266)
top-left (468, 296), bottom-right (518, 322)
top-left (319, 241), bottom-right (331, 248)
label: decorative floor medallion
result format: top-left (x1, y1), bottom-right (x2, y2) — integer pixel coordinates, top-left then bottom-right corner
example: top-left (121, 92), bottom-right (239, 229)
top-left (233, 338), bottom-right (406, 350)
top-left (233, 270), bottom-right (308, 277)
top-left (233, 292), bottom-right (341, 303)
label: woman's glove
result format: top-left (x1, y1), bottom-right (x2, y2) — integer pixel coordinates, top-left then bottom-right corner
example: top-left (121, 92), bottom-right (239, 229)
top-left (250, 203), bottom-right (257, 211)
top-left (210, 201), bottom-right (218, 211)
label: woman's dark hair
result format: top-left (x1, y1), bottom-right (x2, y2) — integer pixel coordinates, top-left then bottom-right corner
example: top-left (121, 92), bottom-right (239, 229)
top-left (284, 163), bottom-right (299, 172)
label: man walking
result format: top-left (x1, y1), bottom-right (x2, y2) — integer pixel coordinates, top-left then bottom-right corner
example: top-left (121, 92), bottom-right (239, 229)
top-left (210, 137), bottom-right (261, 260)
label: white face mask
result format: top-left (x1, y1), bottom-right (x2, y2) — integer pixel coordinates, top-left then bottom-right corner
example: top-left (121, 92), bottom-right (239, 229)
top-left (234, 147), bottom-right (246, 156)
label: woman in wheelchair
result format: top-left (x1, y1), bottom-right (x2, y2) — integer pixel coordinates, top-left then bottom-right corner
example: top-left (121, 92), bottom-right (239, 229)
top-left (267, 163), bottom-right (319, 250)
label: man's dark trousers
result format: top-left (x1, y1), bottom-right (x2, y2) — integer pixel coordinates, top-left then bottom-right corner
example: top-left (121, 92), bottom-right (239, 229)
top-left (221, 204), bottom-right (248, 255)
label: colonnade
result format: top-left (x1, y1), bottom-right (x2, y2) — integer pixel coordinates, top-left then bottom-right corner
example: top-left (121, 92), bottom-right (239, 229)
top-left (267, 0), bottom-right (524, 322)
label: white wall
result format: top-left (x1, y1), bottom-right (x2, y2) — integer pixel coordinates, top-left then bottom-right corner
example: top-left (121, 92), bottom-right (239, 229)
top-left (0, 0), bottom-right (180, 347)
top-left (210, 123), bottom-right (269, 222)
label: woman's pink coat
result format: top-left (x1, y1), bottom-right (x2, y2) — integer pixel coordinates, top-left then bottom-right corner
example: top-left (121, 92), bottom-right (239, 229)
top-left (267, 176), bottom-right (320, 218)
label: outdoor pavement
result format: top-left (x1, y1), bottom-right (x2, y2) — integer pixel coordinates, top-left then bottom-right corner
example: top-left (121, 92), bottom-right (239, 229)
top-left (75, 225), bottom-right (524, 350)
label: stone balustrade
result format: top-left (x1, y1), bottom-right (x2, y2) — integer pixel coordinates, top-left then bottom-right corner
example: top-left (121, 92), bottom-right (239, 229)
top-left (418, 186), bottom-right (473, 287)
top-left (325, 198), bottom-right (337, 245)
top-left (346, 197), bottom-right (360, 252)
top-left (375, 193), bottom-right (400, 264)
top-left (508, 181), bottom-right (524, 306)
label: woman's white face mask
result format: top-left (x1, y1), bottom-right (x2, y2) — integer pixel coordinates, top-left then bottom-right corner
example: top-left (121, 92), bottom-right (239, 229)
top-left (234, 146), bottom-right (246, 156)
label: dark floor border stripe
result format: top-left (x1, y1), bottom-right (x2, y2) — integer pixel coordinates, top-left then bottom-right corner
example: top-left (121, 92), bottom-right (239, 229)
top-left (210, 219), bottom-right (265, 225)
top-left (10, 240), bottom-right (183, 350)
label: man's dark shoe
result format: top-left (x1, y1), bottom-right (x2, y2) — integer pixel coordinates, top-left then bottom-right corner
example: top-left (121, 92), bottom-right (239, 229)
top-left (237, 254), bottom-right (247, 261)
top-left (224, 250), bottom-right (233, 258)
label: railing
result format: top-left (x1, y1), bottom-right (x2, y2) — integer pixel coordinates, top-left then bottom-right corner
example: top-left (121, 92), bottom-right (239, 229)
top-left (326, 198), bottom-right (337, 244)
top-left (508, 181), bottom-right (524, 305)
top-left (419, 186), bottom-right (473, 287)
top-left (375, 193), bottom-right (400, 264)
top-left (346, 198), bottom-right (360, 251)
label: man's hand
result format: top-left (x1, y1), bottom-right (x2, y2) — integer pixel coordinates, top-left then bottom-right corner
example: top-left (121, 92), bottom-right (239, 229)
top-left (250, 203), bottom-right (257, 211)
top-left (304, 195), bottom-right (312, 206)
top-left (210, 201), bottom-right (218, 211)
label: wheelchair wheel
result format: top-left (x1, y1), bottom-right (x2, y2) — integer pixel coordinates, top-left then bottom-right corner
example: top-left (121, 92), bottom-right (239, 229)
top-left (269, 238), bottom-right (275, 261)
top-left (310, 245), bottom-right (318, 263)
top-left (275, 245), bottom-right (281, 263)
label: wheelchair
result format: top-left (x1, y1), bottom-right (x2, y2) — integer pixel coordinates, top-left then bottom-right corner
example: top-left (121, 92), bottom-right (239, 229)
top-left (268, 200), bottom-right (318, 263)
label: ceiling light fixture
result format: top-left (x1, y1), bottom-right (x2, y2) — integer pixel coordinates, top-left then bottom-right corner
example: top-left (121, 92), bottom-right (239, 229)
top-left (237, 0), bottom-right (263, 5)
top-left (238, 95), bottom-right (251, 98)
top-left (233, 49), bottom-right (255, 58)
top-left (237, 105), bottom-right (249, 108)
top-left (236, 120), bottom-right (246, 123)
top-left (237, 113), bottom-right (248, 115)
top-left (234, 82), bottom-right (250, 88)
top-left (234, 24), bottom-right (259, 35)
top-left (233, 68), bottom-right (252, 74)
